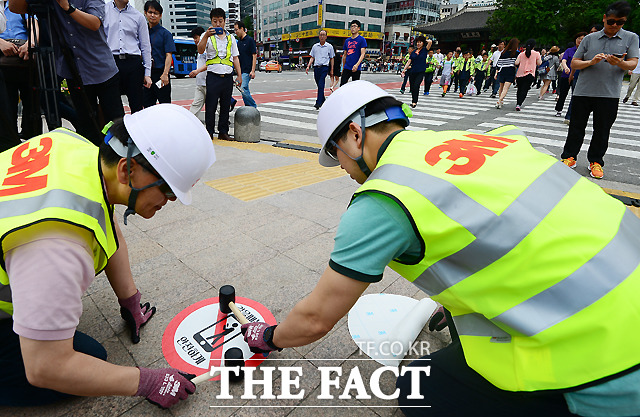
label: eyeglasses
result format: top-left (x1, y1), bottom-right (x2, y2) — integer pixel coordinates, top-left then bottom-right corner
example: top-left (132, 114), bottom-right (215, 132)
top-left (138, 159), bottom-right (176, 199)
top-left (606, 19), bottom-right (626, 26)
top-left (324, 139), bottom-right (339, 161)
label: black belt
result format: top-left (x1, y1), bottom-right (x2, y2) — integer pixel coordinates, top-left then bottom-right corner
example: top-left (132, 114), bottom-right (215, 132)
top-left (115, 54), bottom-right (141, 60)
top-left (209, 72), bottom-right (233, 78)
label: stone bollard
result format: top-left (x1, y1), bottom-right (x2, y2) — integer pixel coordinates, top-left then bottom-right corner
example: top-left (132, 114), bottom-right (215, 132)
top-left (234, 106), bottom-right (261, 143)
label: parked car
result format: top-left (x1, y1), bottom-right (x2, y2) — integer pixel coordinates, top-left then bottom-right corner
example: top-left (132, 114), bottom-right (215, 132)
top-left (259, 61), bottom-right (268, 71)
top-left (265, 60), bottom-right (282, 73)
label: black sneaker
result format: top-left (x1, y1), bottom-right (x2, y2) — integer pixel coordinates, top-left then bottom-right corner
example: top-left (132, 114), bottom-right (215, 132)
top-left (489, 94), bottom-right (496, 98)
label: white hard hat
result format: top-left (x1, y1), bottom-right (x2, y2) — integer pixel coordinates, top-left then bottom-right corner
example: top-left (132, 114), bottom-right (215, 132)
top-left (316, 80), bottom-right (403, 167)
top-left (124, 104), bottom-right (215, 205)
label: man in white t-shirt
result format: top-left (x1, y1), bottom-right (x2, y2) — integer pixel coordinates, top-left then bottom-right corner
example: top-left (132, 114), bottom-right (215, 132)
top-left (486, 41), bottom-right (504, 97)
top-left (189, 26), bottom-right (208, 116)
top-left (197, 8), bottom-right (242, 141)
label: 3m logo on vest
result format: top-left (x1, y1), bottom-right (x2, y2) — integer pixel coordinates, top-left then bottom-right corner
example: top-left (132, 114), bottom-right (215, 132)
top-left (0, 137), bottom-right (52, 197)
top-left (424, 134), bottom-right (516, 175)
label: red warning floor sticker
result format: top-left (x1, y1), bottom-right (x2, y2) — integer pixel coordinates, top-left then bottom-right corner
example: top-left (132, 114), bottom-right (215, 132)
top-left (162, 296), bottom-right (276, 380)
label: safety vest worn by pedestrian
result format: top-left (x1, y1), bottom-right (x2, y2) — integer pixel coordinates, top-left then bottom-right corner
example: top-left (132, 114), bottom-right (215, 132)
top-left (452, 55), bottom-right (464, 73)
top-left (425, 56), bottom-right (438, 73)
top-left (476, 59), bottom-right (490, 73)
top-left (352, 125), bottom-right (640, 392)
top-left (0, 129), bottom-right (118, 319)
top-left (206, 35), bottom-right (233, 66)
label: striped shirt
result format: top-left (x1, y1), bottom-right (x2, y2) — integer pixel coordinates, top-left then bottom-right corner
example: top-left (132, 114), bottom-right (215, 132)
top-left (497, 50), bottom-right (518, 69)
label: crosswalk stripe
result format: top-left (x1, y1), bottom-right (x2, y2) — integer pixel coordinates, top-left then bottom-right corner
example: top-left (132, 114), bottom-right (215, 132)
top-left (491, 117), bottom-right (639, 141)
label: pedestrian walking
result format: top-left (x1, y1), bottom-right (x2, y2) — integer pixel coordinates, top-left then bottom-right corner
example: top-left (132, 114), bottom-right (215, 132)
top-left (514, 39), bottom-right (542, 110)
top-left (457, 50), bottom-right (475, 98)
top-left (330, 44), bottom-right (341, 91)
top-left (560, 1), bottom-right (639, 179)
top-left (401, 35), bottom-right (432, 108)
top-left (188, 27), bottom-right (207, 116)
top-left (340, 20), bottom-right (366, 86)
top-left (495, 38), bottom-right (520, 108)
top-left (473, 52), bottom-right (490, 95)
top-left (399, 46), bottom-right (413, 94)
top-left (440, 51), bottom-right (454, 96)
top-left (622, 58), bottom-right (640, 106)
top-left (555, 33), bottom-right (587, 117)
top-left (423, 49), bottom-right (438, 95)
top-left (488, 41), bottom-right (504, 97)
top-left (307, 29), bottom-right (334, 109)
top-left (233, 20), bottom-right (258, 108)
top-left (539, 46), bottom-right (560, 99)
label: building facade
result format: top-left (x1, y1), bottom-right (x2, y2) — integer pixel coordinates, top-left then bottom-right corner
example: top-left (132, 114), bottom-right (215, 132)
top-left (147, 0), bottom-right (218, 37)
top-left (385, 0), bottom-right (440, 27)
top-left (256, 0), bottom-right (386, 61)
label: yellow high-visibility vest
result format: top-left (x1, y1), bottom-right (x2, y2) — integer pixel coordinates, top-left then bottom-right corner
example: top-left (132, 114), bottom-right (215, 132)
top-left (206, 35), bottom-right (233, 66)
top-left (0, 129), bottom-right (118, 319)
top-left (353, 125), bottom-right (640, 391)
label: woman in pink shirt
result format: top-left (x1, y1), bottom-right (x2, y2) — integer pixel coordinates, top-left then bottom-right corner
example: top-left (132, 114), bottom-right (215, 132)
top-left (514, 39), bottom-right (542, 110)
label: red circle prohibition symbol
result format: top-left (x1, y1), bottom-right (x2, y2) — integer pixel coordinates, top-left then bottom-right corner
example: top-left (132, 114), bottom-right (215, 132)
top-left (162, 296), bottom-right (277, 380)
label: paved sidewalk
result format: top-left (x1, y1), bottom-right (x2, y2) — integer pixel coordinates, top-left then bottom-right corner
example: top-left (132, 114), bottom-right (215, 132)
top-left (0, 137), bottom-right (451, 417)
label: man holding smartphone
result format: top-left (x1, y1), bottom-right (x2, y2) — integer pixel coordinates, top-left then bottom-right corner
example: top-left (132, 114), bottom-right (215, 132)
top-left (560, 1), bottom-right (639, 179)
top-left (197, 8), bottom-right (242, 141)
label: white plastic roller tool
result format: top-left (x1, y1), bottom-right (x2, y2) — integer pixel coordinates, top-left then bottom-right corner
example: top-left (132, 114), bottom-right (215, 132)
top-left (348, 294), bottom-right (437, 367)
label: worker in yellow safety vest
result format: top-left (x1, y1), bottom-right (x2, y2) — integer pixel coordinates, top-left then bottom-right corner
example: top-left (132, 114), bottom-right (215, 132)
top-left (0, 104), bottom-right (215, 408)
top-left (197, 7), bottom-right (242, 142)
top-left (241, 80), bottom-right (640, 417)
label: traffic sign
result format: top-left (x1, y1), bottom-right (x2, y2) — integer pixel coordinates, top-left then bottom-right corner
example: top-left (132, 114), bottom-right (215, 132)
top-left (162, 296), bottom-right (276, 380)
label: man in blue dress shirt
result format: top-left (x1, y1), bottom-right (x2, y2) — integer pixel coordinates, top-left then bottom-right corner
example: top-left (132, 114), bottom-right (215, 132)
top-left (142, 0), bottom-right (175, 108)
top-left (104, 0), bottom-right (152, 113)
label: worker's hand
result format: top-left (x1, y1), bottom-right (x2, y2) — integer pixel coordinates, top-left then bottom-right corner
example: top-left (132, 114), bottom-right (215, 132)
top-left (119, 290), bottom-right (156, 344)
top-left (428, 306), bottom-right (448, 332)
top-left (17, 42), bottom-right (29, 60)
top-left (189, 69), bottom-right (198, 78)
top-left (143, 76), bottom-right (152, 88)
top-left (136, 367), bottom-right (196, 409)
top-left (241, 322), bottom-right (282, 353)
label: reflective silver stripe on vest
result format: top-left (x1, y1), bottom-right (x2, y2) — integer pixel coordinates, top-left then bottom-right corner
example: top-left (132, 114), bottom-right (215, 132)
top-left (453, 313), bottom-right (512, 342)
top-left (55, 128), bottom-right (92, 144)
top-left (493, 209), bottom-right (640, 336)
top-left (0, 189), bottom-right (107, 237)
top-left (368, 162), bottom-right (580, 296)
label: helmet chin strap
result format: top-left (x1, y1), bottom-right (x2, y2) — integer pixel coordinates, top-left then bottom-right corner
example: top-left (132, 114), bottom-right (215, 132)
top-left (123, 137), bottom-right (165, 225)
top-left (354, 108), bottom-right (372, 178)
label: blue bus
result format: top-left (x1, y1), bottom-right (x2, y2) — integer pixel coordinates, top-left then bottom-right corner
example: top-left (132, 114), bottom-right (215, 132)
top-left (171, 37), bottom-right (197, 78)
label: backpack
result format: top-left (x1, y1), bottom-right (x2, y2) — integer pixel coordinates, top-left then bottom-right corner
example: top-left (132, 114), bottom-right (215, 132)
top-left (537, 59), bottom-right (550, 75)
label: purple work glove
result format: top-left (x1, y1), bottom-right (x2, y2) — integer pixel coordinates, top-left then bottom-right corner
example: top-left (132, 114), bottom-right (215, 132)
top-left (119, 290), bottom-right (156, 344)
top-left (428, 306), bottom-right (448, 332)
top-left (241, 322), bottom-right (282, 354)
top-left (136, 367), bottom-right (196, 409)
